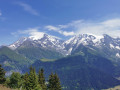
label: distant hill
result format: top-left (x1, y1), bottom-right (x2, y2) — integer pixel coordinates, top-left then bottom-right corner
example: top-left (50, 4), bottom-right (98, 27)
top-left (32, 46), bottom-right (120, 89)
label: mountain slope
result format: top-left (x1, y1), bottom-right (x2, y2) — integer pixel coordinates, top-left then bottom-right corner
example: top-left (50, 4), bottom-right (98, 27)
top-left (32, 46), bottom-right (120, 89)
top-left (16, 47), bottom-right (63, 61)
top-left (64, 34), bottom-right (120, 62)
top-left (8, 33), bottom-right (66, 61)
top-left (0, 46), bottom-right (31, 73)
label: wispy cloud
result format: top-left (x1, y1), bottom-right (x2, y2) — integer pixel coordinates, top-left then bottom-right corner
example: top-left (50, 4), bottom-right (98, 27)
top-left (12, 18), bottom-right (120, 40)
top-left (71, 18), bottom-right (120, 37)
top-left (45, 18), bottom-right (120, 37)
top-left (16, 2), bottom-right (39, 16)
top-left (45, 25), bottom-right (75, 36)
top-left (12, 27), bottom-right (44, 37)
top-left (12, 27), bottom-right (60, 39)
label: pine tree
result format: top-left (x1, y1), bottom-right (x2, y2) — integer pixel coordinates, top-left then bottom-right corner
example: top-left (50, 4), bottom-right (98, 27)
top-left (23, 72), bottom-right (30, 90)
top-left (48, 72), bottom-right (62, 90)
top-left (38, 68), bottom-right (46, 90)
top-left (48, 72), bottom-right (54, 90)
top-left (54, 73), bottom-right (62, 90)
top-left (28, 66), bottom-right (38, 89)
top-left (9, 72), bottom-right (22, 89)
top-left (0, 64), bottom-right (6, 84)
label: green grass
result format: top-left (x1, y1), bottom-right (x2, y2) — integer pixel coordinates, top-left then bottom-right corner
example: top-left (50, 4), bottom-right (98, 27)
top-left (40, 58), bottom-right (56, 62)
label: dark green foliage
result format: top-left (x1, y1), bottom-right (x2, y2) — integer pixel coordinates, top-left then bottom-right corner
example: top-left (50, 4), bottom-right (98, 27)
top-left (38, 68), bottom-right (46, 90)
top-left (4, 77), bottom-right (10, 87)
top-left (54, 73), bottom-right (62, 90)
top-left (28, 66), bottom-right (38, 89)
top-left (9, 72), bottom-right (22, 88)
top-left (48, 72), bottom-right (54, 90)
top-left (23, 67), bottom-right (44, 90)
top-left (0, 64), bottom-right (6, 84)
top-left (48, 72), bottom-right (62, 90)
top-left (4, 66), bottom-right (61, 90)
top-left (23, 67), bottom-right (43, 90)
top-left (34, 85), bottom-right (42, 90)
top-left (23, 72), bottom-right (30, 90)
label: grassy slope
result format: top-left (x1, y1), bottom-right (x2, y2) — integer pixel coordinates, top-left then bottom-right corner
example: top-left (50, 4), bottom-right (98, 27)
top-left (16, 47), bottom-right (63, 61)
top-left (0, 85), bottom-right (16, 90)
top-left (0, 46), bottom-right (32, 72)
top-left (0, 46), bottom-right (31, 64)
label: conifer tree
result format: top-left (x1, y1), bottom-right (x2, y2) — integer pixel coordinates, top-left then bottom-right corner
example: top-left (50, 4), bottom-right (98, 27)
top-left (0, 64), bottom-right (6, 84)
top-left (54, 73), bottom-right (62, 90)
top-left (29, 66), bottom-right (38, 89)
top-left (23, 72), bottom-right (30, 90)
top-left (9, 72), bottom-right (22, 89)
top-left (38, 68), bottom-right (46, 90)
top-left (48, 72), bottom-right (62, 90)
top-left (48, 72), bottom-right (54, 90)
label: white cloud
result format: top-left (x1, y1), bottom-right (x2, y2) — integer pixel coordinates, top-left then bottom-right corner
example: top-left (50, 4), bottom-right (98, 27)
top-left (62, 31), bottom-right (74, 36)
top-left (47, 18), bottom-right (120, 37)
top-left (12, 18), bottom-right (120, 40)
top-left (12, 27), bottom-right (61, 40)
top-left (16, 28), bottom-right (45, 40)
top-left (45, 25), bottom-right (59, 31)
top-left (72, 19), bottom-right (120, 37)
top-left (16, 2), bottom-right (39, 16)
top-left (45, 25), bottom-right (75, 36)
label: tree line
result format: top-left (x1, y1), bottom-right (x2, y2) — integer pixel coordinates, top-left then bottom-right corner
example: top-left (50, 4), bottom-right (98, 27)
top-left (0, 64), bottom-right (62, 90)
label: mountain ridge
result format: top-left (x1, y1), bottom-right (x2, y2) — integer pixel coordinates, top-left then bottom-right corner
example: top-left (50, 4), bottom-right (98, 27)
top-left (7, 33), bottom-right (120, 60)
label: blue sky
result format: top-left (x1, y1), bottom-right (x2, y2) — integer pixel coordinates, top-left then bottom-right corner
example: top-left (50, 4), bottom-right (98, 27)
top-left (1, 0), bottom-right (120, 45)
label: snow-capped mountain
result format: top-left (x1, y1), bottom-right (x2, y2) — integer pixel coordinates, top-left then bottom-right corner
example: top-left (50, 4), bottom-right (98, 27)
top-left (8, 33), bottom-right (68, 55)
top-left (63, 34), bottom-right (104, 54)
top-left (64, 34), bottom-right (120, 51)
top-left (63, 34), bottom-right (120, 61)
top-left (8, 33), bottom-right (120, 59)
top-left (8, 37), bottom-right (28, 50)
top-left (64, 34), bottom-right (120, 49)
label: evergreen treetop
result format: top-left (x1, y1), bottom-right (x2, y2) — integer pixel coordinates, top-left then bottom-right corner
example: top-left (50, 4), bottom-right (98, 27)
top-left (0, 64), bottom-right (6, 84)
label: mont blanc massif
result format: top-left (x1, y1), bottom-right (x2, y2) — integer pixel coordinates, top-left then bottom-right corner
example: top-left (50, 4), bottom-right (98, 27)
top-left (1, 33), bottom-right (120, 89)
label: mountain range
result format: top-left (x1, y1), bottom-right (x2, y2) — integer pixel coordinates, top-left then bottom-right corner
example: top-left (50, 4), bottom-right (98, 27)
top-left (8, 33), bottom-right (120, 62)
top-left (1, 33), bottom-right (120, 89)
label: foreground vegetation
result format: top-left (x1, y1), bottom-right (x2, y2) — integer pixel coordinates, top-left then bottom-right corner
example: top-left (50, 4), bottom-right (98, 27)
top-left (0, 85), bottom-right (12, 90)
top-left (0, 64), bottom-right (61, 90)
